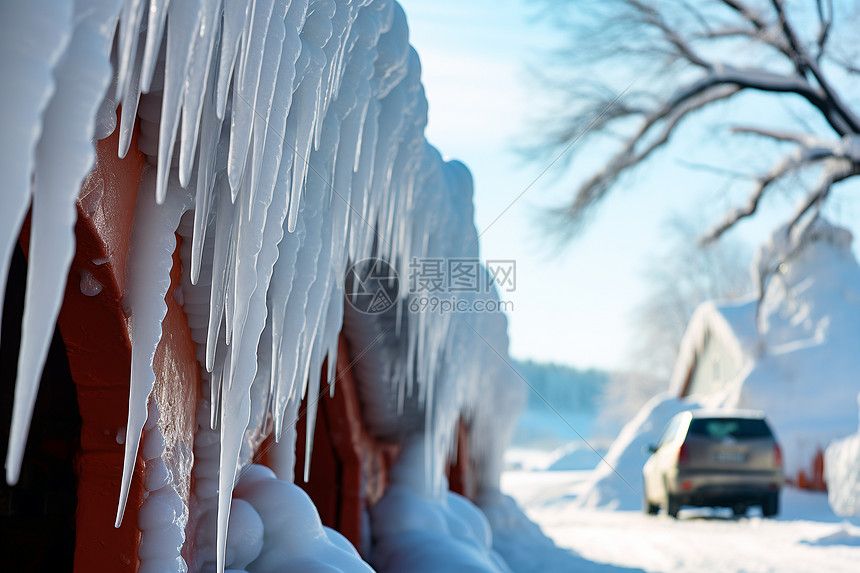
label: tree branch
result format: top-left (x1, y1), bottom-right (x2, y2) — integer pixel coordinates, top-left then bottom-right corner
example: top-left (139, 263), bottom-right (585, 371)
top-left (623, 0), bottom-right (711, 68)
top-left (770, 0), bottom-right (811, 77)
top-left (718, 0), bottom-right (768, 31)
top-left (769, 0), bottom-right (860, 132)
top-left (701, 140), bottom-right (847, 243)
top-left (788, 159), bottom-right (860, 228)
top-left (815, 0), bottom-right (833, 62)
top-left (539, 0), bottom-right (860, 243)
top-left (566, 84), bottom-right (740, 217)
top-left (702, 64), bottom-right (851, 135)
top-left (729, 126), bottom-right (823, 146)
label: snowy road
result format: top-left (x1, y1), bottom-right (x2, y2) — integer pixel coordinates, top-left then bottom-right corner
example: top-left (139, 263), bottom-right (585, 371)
top-left (502, 469), bottom-right (860, 573)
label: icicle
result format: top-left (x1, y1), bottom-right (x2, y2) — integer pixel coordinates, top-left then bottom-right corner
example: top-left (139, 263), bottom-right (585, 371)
top-left (115, 0), bottom-right (145, 107)
top-left (271, 215), bottom-right (310, 437)
top-left (116, 169), bottom-right (193, 526)
top-left (227, 0), bottom-right (276, 192)
top-left (247, 0), bottom-right (291, 213)
top-left (155, 0), bottom-right (203, 203)
top-left (206, 174), bottom-right (235, 371)
top-left (253, 1), bottom-right (303, 221)
top-left (5, 0), bottom-right (121, 486)
top-left (215, 373), bottom-right (251, 573)
top-left (140, 0), bottom-right (170, 93)
top-left (178, 0), bottom-right (221, 187)
top-left (215, 0), bottom-right (253, 119)
top-left (0, 1), bottom-right (72, 371)
top-left (308, 0), bottom-right (336, 150)
top-left (118, 33), bottom-right (144, 159)
top-left (286, 2), bottom-right (331, 232)
top-left (226, 159), bottom-right (276, 386)
top-left (266, 228), bottom-right (300, 437)
top-left (213, 168), bottom-right (291, 568)
top-left (191, 72), bottom-right (226, 285)
top-left (298, 125), bottom-right (340, 481)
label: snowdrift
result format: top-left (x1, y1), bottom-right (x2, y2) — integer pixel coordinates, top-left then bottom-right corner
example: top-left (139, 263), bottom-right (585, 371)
top-left (825, 394), bottom-right (860, 516)
top-left (576, 394), bottom-right (699, 510)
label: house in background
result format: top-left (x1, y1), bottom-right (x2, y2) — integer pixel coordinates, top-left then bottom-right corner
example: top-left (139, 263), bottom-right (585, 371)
top-left (668, 217), bottom-right (860, 490)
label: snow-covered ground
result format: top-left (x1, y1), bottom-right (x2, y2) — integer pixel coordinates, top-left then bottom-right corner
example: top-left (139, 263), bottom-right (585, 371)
top-left (502, 465), bottom-right (860, 573)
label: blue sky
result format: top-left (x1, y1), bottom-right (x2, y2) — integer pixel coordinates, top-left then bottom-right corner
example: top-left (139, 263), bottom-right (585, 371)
top-left (397, 0), bottom-right (860, 372)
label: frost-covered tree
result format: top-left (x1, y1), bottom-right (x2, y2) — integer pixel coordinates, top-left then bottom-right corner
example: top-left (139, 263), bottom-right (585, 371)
top-left (537, 0), bottom-right (860, 242)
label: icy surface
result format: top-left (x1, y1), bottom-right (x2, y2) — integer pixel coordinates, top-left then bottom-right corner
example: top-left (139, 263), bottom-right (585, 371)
top-left (1, 1), bottom-right (533, 572)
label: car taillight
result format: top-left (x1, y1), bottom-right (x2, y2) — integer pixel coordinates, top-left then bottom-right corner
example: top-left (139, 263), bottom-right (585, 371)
top-left (678, 442), bottom-right (689, 465)
top-left (774, 443), bottom-right (783, 468)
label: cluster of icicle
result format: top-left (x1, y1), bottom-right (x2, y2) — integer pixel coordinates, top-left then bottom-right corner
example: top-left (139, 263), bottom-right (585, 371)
top-left (1, 1), bottom-right (525, 572)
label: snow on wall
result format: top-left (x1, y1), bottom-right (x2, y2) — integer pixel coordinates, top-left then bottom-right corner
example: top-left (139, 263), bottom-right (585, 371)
top-left (1, 1), bottom-right (526, 572)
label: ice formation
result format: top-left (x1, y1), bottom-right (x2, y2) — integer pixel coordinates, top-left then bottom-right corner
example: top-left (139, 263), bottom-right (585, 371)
top-left (1, 1), bottom-right (528, 571)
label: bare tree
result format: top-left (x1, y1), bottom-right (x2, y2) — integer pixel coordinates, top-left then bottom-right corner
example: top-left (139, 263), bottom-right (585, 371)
top-left (630, 219), bottom-right (752, 379)
top-left (597, 220), bottom-right (752, 433)
top-left (537, 0), bottom-right (860, 242)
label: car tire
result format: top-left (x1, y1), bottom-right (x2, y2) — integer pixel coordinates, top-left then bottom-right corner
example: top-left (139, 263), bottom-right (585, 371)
top-left (762, 492), bottom-right (779, 517)
top-left (732, 504), bottom-right (747, 517)
top-left (666, 494), bottom-right (681, 518)
top-left (643, 496), bottom-right (660, 515)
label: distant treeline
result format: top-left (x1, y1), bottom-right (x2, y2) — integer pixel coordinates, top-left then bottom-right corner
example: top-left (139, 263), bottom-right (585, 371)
top-left (513, 359), bottom-right (608, 413)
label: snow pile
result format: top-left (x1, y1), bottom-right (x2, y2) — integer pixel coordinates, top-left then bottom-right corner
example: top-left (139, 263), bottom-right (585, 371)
top-left (825, 394), bottom-right (860, 517)
top-left (477, 488), bottom-right (602, 573)
top-left (576, 394), bottom-right (699, 510)
top-left (546, 442), bottom-right (606, 472)
top-left (222, 464), bottom-right (372, 573)
top-left (1, 1), bottom-right (529, 572)
top-left (370, 437), bottom-right (511, 573)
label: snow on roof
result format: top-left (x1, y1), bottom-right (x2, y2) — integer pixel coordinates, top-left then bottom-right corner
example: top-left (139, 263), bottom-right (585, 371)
top-left (688, 408), bottom-right (767, 419)
top-left (667, 297), bottom-right (756, 397)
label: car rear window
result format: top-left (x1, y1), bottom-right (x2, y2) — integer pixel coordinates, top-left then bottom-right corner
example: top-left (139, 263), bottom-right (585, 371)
top-left (687, 418), bottom-right (773, 440)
